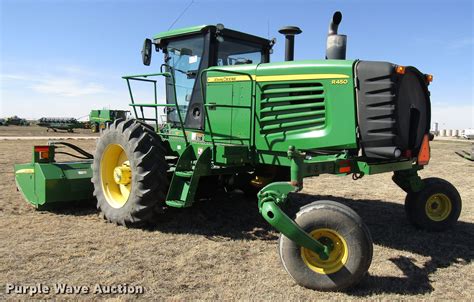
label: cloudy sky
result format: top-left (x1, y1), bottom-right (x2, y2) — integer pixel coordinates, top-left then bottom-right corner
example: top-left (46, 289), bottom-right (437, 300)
top-left (1, 0), bottom-right (473, 129)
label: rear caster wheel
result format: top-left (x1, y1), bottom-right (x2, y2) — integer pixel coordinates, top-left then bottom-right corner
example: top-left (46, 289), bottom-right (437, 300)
top-left (405, 178), bottom-right (461, 231)
top-left (279, 200), bottom-right (373, 291)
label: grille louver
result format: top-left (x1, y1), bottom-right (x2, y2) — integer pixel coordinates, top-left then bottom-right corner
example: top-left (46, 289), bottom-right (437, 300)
top-left (260, 83), bottom-right (326, 134)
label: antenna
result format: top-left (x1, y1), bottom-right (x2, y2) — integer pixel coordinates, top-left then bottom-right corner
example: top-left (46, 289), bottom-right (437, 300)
top-left (168, 0), bottom-right (194, 30)
top-left (267, 19), bottom-right (270, 39)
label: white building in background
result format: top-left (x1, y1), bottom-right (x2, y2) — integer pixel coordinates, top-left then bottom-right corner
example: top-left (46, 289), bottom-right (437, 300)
top-left (431, 121), bottom-right (473, 138)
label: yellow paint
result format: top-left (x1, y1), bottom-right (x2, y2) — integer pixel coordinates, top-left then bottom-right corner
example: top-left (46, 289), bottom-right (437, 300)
top-left (425, 193), bottom-right (452, 221)
top-left (207, 73), bottom-right (349, 83)
top-left (257, 73), bottom-right (349, 82)
top-left (301, 228), bottom-right (349, 275)
top-left (100, 144), bottom-right (131, 208)
top-left (16, 169), bottom-right (34, 174)
top-left (113, 161), bottom-right (132, 185)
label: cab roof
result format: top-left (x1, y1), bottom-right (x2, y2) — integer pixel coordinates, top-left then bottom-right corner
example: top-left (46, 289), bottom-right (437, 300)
top-left (153, 25), bottom-right (209, 40)
top-left (153, 25), bottom-right (271, 46)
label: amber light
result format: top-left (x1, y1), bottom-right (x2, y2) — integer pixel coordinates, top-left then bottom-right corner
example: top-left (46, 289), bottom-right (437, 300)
top-left (426, 74), bottom-right (433, 83)
top-left (395, 65), bottom-right (406, 74)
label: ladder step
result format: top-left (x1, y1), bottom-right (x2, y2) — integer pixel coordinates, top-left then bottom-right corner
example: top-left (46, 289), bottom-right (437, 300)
top-left (175, 170), bottom-right (193, 178)
top-left (166, 200), bottom-right (191, 208)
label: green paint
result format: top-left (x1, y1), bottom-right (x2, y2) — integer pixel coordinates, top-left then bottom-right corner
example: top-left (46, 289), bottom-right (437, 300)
top-left (14, 25), bottom-right (433, 258)
top-left (257, 182), bottom-right (330, 259)
top-left (202, 60), bottom-right (357, 159)
top-left (14, 147), bottom-right (93, 208)
top-left (355, 160), bottom-right (414, 175)
top-left (166, 145), bottom-right (212, 208)
top-left (392, 167), bottom-right (424, 192)
top-left (89, 109), bottom-right (128, 128)
top-left (153, 25), bottom-right (210, 40)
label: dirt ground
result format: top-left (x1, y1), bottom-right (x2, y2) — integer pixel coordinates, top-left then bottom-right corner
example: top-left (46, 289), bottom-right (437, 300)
top-left (0, 127), bottom-right (472, 300)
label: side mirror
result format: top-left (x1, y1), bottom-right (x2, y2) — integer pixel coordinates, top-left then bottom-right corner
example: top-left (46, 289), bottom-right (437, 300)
top-left (142, 38), bottom-right (152, 66)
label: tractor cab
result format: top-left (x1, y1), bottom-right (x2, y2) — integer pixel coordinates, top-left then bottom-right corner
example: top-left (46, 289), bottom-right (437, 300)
top-left (142, 25), bottom-right (272, 129)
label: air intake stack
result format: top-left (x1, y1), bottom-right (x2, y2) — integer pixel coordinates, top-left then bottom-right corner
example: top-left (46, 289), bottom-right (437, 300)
top-left (326, 11), bottom-right (347, 60)
top-left (279, 26), bottom-right (302, 61)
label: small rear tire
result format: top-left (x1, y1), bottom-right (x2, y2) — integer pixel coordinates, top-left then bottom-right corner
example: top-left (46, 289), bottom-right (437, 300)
top-left (279, 200), bottom-right (373, 291)
top-left (405, 177), bottom-right (461, 231)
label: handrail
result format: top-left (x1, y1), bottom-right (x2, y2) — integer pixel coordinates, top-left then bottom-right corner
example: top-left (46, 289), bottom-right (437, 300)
top-left (122, 72), bottom-right (171, 79)
top-left (199, 68), bottom-right (255, 148)
top-left (204, 104), bottom-right (251, 109)
top-left (129, 103), bottom-right (177, 107)
top-left (122, 70), bottom-right (188, 146)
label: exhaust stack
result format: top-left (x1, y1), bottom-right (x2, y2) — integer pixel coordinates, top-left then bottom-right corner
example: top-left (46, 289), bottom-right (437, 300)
top-left (278, 26), bottom-right (302, 61)
top-left (326, 11), bottom-right (347, 60)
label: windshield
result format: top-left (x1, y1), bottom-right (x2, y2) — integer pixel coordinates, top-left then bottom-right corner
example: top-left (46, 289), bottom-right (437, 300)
top-left (166, 36), bottom-right (204, 123)
top-left (217, 38), bottom-right (264, 66)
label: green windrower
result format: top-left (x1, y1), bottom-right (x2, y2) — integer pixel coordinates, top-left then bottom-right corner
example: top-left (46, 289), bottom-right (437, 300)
top-left (14, 11), bottom-right (462, 292)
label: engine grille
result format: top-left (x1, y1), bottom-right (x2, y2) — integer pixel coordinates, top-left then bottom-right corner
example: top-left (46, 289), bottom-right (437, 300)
top-left (259, 83), bottom-right (326, 134)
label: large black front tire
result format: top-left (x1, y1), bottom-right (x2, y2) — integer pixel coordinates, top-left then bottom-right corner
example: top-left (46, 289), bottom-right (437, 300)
top-left (279, 200), bottom-right (373, 291)
top-left (91, 119), bottom-right (168, 226)
top-left (405, 178), bottom-right (461, 231)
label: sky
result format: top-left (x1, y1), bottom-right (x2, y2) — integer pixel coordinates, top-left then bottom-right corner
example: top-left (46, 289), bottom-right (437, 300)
top-left (1, 0), bottom-right (473, 129)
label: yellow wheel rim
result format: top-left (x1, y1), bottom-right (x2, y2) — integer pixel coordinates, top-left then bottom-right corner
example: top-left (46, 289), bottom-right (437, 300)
top-left (100, 144), bottom-right (131, 208)
top-left (425, 193), bottom-right (452, 221)
top-left (301, 228), bottom-right (349, 274)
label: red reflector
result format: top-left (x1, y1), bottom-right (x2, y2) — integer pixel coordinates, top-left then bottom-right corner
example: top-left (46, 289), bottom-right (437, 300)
top-left (418, 135), bottom-right (430, 165)
top-left (339, 166), bottom-right (351, 173)
top-left (34, 146), bottom-right (49, 152)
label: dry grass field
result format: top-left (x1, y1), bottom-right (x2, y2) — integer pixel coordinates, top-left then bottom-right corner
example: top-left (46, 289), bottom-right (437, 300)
top-left (0, 126), bottom-right (473, 300)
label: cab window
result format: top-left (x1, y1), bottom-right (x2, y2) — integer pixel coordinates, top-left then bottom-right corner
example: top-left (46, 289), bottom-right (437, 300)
top-left (217, 38), bottom-right (264, 66)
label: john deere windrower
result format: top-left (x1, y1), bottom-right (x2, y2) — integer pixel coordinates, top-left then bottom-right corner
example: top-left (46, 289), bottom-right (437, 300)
top-left (15, 12), bottom-right (462, 291)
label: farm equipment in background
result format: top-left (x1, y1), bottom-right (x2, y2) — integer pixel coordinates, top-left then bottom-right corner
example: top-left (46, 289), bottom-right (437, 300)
top-left (37, 117), bottom-right (86, 133)
top-left (462, 128), bottom-right (474, 139)
top-left (455, 143), bottom-right (474, 161)
top-left (14, 11), bottom-right (463, 291)
top-left (5, 115), bottom-right (29, 126)
top-left (89, 109), bottom-right (129, 133)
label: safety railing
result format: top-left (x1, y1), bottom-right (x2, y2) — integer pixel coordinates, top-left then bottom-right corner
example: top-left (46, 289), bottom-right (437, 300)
top-left (122, 69), bottom-right (188, 145)
top-left (200, 69), bottom-right (255, 148)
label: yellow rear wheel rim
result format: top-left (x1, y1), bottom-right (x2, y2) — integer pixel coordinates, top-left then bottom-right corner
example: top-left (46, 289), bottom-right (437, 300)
top-left (301, 228), bottom-right (349, 274)
top-left (100, 144), bottom-right (131, 208)
top-left (425, 193), bottom-right (452, 221)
